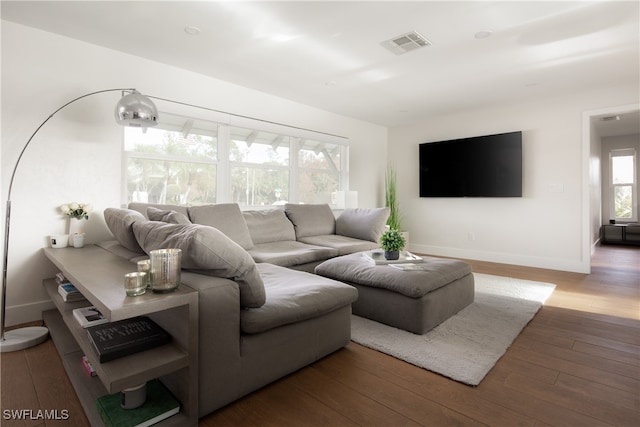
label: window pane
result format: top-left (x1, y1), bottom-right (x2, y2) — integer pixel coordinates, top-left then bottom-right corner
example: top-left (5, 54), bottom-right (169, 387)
top-left (125, 117), bottom-right (217, 161)
top-left (299, 170), bottom-right (339, 204)
top-left (127, 158), bottom-right (217, 205)
top-left (612, 155), bottom-right (633, 184)
top-left (229, 127), bottom-right (289, 165)
top-left (614, 185), bottom-right (633, 219)
top-left (298, 139), bottom-right (342, 204)
top-left (298, 140), bottom-right (341, 170)
top-left (230, 166), bottom-right (289, 206)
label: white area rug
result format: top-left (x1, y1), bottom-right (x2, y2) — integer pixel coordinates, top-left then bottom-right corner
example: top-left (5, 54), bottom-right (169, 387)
top-left (350, 273), bottom-right (556, 386)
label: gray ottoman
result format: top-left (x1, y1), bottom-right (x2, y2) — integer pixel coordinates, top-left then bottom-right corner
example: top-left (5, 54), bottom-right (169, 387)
top-left (315, 252), bottom-right (474, 334)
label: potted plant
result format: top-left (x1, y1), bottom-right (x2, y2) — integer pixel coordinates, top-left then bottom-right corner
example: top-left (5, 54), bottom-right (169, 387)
top-left (380, 229), bottom-right (406, 260)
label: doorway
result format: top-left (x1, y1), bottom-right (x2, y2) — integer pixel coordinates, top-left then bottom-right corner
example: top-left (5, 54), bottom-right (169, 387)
top-left (583, 104), bottom-right (640, 273)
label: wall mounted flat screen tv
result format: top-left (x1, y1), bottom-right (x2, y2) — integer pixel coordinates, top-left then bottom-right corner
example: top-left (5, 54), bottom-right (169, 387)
top-left (419, 131), bottom-right (522, 197)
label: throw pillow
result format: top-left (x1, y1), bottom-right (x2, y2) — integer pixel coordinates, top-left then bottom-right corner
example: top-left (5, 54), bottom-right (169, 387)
top-left (147, 207), bottom-right (192, 225)
top-left (243, 209), bottom-right (296, 244)
top-left (132, 221), bottom-right (266, 308)
top-left (336, 207), bottom-right (391, 242)
top-left (284, 203), bottom-right (336, 238)
top-left (188, 204), bottom-right (254, 250)
top-left (103, 208), bottom-right (147, 253)
top-left (128, 202), bottom-right (189, 219)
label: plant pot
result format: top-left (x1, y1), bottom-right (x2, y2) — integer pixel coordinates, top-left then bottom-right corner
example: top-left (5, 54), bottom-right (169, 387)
top-left (384, 250), bottom-right (399, 260)
top-left (68, 218), bottom-right (85, 245)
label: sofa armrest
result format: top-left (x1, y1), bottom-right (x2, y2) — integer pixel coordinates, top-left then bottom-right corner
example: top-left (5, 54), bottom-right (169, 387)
top-left (179, 271), bottom-right (244, 416)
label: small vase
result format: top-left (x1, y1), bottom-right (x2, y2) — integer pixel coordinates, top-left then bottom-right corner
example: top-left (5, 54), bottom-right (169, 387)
top-left (68, 218), bottom-right (85, 245)
top-left (384, 250), bottom-right (399, 260)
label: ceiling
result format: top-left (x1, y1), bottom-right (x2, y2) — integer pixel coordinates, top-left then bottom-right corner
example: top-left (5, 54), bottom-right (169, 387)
top-left (2, 1), bottom-right (639, 130)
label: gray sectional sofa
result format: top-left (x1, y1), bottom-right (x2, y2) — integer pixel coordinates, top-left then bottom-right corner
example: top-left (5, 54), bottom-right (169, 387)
top-left (128, 201), bottom-right (388, 272)
top-left (80, 202), bottom-right (389, 417)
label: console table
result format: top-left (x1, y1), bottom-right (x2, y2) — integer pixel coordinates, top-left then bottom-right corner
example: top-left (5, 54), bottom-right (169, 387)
top-left (43, 246), bottom-right (198, 426)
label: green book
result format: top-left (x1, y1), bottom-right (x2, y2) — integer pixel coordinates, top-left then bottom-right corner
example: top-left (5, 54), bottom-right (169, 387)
top-left (96, 379), bottom-right (180, 427)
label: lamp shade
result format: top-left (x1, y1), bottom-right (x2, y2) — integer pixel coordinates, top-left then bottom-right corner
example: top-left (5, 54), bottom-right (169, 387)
top-left (114, 90), bottom-right (159, 127)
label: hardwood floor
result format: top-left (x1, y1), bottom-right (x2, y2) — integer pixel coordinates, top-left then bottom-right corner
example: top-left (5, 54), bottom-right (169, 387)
top-left (2, 245), bottom-right (638, 426)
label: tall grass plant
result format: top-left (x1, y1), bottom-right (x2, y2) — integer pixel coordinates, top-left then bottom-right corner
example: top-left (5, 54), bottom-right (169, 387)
top-left (385, 165), bottom-right (401, 230)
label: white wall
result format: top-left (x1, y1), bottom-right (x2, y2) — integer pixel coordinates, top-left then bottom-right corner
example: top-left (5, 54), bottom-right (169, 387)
top-left (389, 85), bottom-right (639, 273)
top-left (1, 21), bottom-right (387, 325)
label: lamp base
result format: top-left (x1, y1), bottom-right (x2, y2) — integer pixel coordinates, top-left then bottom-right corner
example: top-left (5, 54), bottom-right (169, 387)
top-left (0, 326), bottom-right (49, 352)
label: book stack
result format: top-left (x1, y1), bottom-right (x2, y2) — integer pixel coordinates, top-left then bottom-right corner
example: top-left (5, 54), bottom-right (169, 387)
top-left (73, 306), bottom-right (109, 328)
top-left (96, 379), bottom-right (180, 427)
top-left (86, 316), bottom-right (171, 363)
top-left (56, 273), bottom-right (86, 302)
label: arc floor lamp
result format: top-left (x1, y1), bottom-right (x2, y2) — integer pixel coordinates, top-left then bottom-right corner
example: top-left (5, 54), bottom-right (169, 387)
top-left (0, 88), bottom-right (158, 352)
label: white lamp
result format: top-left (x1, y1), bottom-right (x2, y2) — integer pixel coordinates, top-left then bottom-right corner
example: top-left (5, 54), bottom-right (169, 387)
top-left (0, 88), bottom-right (158, 352)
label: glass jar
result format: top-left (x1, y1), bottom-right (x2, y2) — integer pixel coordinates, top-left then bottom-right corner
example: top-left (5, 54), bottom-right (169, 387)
top-left (149, 249), bottom-right (182, 293)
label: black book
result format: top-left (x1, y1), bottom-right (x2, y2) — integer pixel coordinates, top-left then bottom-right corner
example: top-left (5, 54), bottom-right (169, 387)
top-left (86, 316), bottom-right (171, 363)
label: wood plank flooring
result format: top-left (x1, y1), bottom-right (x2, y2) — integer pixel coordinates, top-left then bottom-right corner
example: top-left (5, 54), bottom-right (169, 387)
top-left (1, 245), bottom-right (638, 426)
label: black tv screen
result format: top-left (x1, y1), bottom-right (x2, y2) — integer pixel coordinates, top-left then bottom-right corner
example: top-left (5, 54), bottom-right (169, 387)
top-left (419, 131), bottom-right (522, 197)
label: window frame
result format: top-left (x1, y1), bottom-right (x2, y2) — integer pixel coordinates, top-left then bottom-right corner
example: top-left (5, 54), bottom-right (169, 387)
top-left (609, 148), bottom-right (637, 222)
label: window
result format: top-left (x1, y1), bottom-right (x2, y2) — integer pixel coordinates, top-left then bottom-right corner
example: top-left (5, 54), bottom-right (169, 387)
top-left (123, 110), bottom-right (349, 208)
top-left (229, 126), bottom-right (290, 206)
top-left (298, 139), bottom-right (343, 204)
top-left (610, 149), bottom-right (637, 221)
top-left (124, 114), bottom-right (219, 205)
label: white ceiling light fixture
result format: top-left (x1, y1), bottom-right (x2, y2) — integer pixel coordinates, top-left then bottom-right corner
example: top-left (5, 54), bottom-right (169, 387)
top-left (381, 30), bottom-right (432, 55)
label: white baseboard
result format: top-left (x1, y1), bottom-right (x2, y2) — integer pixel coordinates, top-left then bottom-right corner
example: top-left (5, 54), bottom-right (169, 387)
top-left (408, 243), bottom-right (590, 274)
top-left (3, 300), bottom-right (56, 327)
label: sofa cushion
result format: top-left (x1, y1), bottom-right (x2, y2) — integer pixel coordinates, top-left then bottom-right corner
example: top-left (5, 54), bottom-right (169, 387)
top-left (298, 235), bottom-right (380, 256)
top-left (240, 263), bottom-right (358, 334)
top-left (243, 209), bottom-right (295, 244)
top-left (247, 241), bottom-right (338, 267)
top-left (147, 207), bottom-right (192, 225)
top-left (284, 203), bottom-right (335, 238)
top-left (128, 202), bottom-right (189, 219)
top-left (336, 207), bottom-right (390, 243)
top-left (315, 253), bottom-right (472, 298)
top-left (188, 204), bottom-right (254, 250)
top-left (132, 221), bottom-right (265, 308)
top-left (103, 208), bottom-right (146, 254)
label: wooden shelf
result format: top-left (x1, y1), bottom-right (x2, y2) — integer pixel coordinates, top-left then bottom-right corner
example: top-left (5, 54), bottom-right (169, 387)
top-left (44, 279), bottom-right (189, 393)
top-left (43, 246), bottom-right (199, 426)
top-left (44, 246), bottom-right (195, 322)
top-left (44, 308), bottom-right (192, 427)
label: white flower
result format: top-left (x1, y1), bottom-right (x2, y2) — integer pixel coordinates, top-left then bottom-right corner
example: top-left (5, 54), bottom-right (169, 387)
top-left (61, 202), bottom-right (91, 220)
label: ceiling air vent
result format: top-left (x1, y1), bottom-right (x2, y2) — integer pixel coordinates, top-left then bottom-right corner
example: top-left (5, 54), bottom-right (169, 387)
top-left (381, 31), bottom-right (432, 55)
